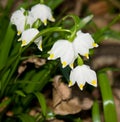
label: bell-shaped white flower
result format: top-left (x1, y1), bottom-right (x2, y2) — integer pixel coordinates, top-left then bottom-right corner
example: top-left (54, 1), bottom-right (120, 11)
top-left (34, 36), bottom-right (43, 51)
top-left (48, 40), bottom-right (77, 68)
top-left (19, 28), bottom-right (39, 46)
top-left (26, 11), bottom-right (36, 27)
top-left (30, 4), bottom-right (55, 26)
top-left (10, 8), bottom-right (26, 35)
top-left (69, 64), bottom-right (97, 90)
top-left (73, 31), bottom-right (98, 59)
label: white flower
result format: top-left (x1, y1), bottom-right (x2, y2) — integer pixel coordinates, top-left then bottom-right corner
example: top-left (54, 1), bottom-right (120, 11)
top-left (30, 4), bottom-right (55, 26)
top-left (10, 8), bottom-right (37, 35)
top-left (73, 30), bottom-right (98, 59)
top-left (10, 8), bottom-right (26, 35)
top-left (27, 11), bottom-right (36, 27)
top-left (69, 64), bottom-right (97, 90)
top-left (34, 36), bottom-right (43, 51)
top-left (48, 40), bottom-right (77, 68)
top-left (48, 30), bottom-right (98, 68)
top-left (19, 28), bottom-right (39, 47)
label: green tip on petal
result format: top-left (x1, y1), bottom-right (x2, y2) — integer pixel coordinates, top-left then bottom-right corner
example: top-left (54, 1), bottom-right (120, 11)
top-left (68, 81), bottom-right (73, 87)
top-left (39, 43), bottom-right (42, 51)
top-left (17, 31), bottom-right (21, 36)
top-left (79, 84), bottom-right (84, 90)
top-left (18, 38), bottom-right (22, 41)
top-left (21, 40), bottom-right (27, 46)
top-left (93, 43), bottom-right (98, 47)
top-left (51, 17), bottom-right (55, 22)
top-left (43, 19), bottom-right (47, 26)
top-left (48, 53), bottom-right (54, 59)
top-left (62, 61), bottom-right (67, 68)
top-left (70, 63), bottom-right (74, 69)
top-left (91, 80), bottom-right (97, 87)
top-left (84, 53), bottom-right (89, 59)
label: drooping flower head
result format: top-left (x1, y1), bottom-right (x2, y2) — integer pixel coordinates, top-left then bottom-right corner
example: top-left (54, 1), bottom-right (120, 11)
top-left (73, 31), bottom-right (98, 59)
top-left (30, 4), bottom-right (55, 26)
top-left (10, 8), bottom-right (36, 35)
top-left (48, 40), bottom-right (77, 68)
top-left (69, 64), bottom-right (97, 90)
top-left (34, 36), bottom-right (43, 51)
top-left (10, 8), bottom-right (26, 35)
top-left (19, 28), bottom-right (39, 47)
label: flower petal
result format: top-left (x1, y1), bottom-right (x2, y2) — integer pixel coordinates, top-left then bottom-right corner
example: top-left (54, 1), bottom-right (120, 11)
top-left (73, 30), bottom-right (98, 57)
top-left (48, 40), bottom-right (76, 68)
top-left (30, 4), bottom-right (55, 25)
top-left (10, 8), bottom-right (26, 34)
top-left (69, 65), bottom-right (97, 90)
top-left (34, 36), bottom-right (42, 51)
top-left (21, 28), bottom-right (39, 46)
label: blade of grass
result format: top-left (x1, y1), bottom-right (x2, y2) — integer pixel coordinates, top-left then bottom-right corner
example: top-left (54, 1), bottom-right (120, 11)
top-left (0, 0), bottom-right (14, 42)
top-left (98, 72), bottom-right (117, 122)
top-left (34, 92), bottom-right (47, 117)
top-left (17, 113), bottom-right (36, 122)
top-left (0, 24), bottom-right (16, 70)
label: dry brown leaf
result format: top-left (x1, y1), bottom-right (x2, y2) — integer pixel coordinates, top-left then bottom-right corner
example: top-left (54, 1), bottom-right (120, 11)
top-left (53, 97), bottom-right (81, 115)
top-left (52, 76), bottom-right (93, 115)
top-left (18, 56), bottom-right (46, 74)
top-left (52, 75), bottom-right (71, 107)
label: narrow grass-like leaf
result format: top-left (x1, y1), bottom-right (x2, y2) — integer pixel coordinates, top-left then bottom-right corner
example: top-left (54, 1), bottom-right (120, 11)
top-left (15, 90), bottom-right (26, 97)
top-left (24, 69), bottom-right (50, 93)
top-left (47, 0), bottom-right (64, 10)
top-left (103, 29), bottom-right (120, 40)
top-left (92, 100), bottom-right (101, 122)
top-left (0, 69), bottom-right (10, 97)
top-left (0, 55), bottom-right (20, 97)
top-left (17, 113), bottom-right (36, 122)
top-left (34, 92), bottom-right (47, 117)
top-left (0, 24), bottom-right (15, 70)
top-left (98, 72), bottom-right (117, 122)
top-left (0, 0), bottom-right (14, 42)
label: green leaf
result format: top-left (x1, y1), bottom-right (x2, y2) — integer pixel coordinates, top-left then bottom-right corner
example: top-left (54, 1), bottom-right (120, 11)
top-left (46, 0), bottom-right (64, 10)
top-left (0, 0), bottom-right (14, 42)
top-left (73, 118), bottom-right (83, 122)
top-left (92, 100), bottom-right (101, 122)
top-left (0, 69), bottom-right (10, 97)
top-left (15, 90), bottom-right (26, 97)
top-left (93, 15), bottom-right (120, 43)
top-left (79, 14), bottom-right (93, 29)
top-left (0, 24), bottom-right (16, 70)
top-left (103, 29), bottom-right (120, 40)
top-left (34, 92), bottom-right (47, 117)
top-left (98, 72), bottom-right (117, 122)
top-left (23, 69), bottom-right (50, 93)
top-left (17, 113), bottom-right (36, 122)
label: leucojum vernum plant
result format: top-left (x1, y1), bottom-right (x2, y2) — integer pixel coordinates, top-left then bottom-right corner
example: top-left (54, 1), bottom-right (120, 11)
top-left (11, 3), bottom-right (98, 90)
top-left (0, 1), bottom-right (118, 122)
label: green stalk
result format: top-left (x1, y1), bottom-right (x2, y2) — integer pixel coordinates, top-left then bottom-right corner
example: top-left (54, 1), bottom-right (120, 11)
top-left (92, 100), bottom-right (101, 122)
top-left (98, 72), bottom-right (117, 122)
